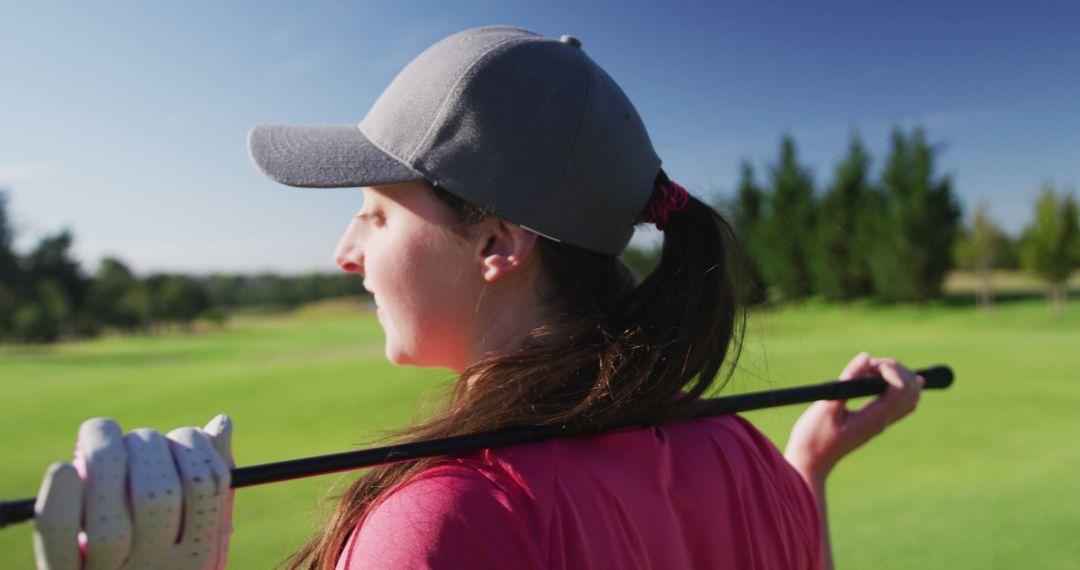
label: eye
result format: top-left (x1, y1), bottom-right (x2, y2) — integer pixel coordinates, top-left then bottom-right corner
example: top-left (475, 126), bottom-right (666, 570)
top-left (356, 211), bottom-right (385, 227)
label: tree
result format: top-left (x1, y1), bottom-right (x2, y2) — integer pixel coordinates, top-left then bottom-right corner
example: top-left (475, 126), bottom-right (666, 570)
top-left (953, 203), bottom-right (1004, 311)
top-left (12, 302), bottom-right (58, 343)
top-left (150, 274), bottom-right (212, 330)
top-left (759, 136), bottom-right (817, 300)
top-left (996, 233), bottom-right (1022, 270)
top-left (296, 273), bottom-right (326, 305)
top-left (0, 189), bottom-right (19, 279)
top-left (812, 136), bottom-right (875, 300)
top-left (20, 229), bottom-right (89, 338)
top-left (1020, 182), bottom-right (1080, 313)
top-left (620, 244), bottom-right (661, 282)
top-left (87, 257), bottom-right (151, 332)
top-left (726, 161), bottom-right (769, 304)
top-left (0, 189), bottom-right (21, 336)
top-left (868, 128), bottom-right (961, 302)
top-left (0, 280), bottom-right (15, 340)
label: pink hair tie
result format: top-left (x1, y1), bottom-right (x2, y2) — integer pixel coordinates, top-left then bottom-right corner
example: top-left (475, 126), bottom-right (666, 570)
top-left (645, 179), bottom-right (690, 230)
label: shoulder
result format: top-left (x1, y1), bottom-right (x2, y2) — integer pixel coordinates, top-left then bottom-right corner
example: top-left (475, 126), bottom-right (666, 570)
top-left (644, 413), bottom-right (786, 465)
top-left (694, 414), bottom-right (818, 499)
top-left (704, 415), bottom-right (822, 558)
top-left (337, 461), bottom-right (544, 570)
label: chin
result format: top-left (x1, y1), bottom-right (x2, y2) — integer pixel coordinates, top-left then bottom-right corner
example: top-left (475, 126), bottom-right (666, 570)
top-left (384, 343), bottom-right (459, 371)
top-left (384, 345), bottom-right (412, 366)
top-left (384, 343), bottom-right (427, 368)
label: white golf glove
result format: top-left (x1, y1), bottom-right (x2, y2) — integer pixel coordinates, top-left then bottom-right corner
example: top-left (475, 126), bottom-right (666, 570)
top-left (33, 415), bottom-right (235, 570)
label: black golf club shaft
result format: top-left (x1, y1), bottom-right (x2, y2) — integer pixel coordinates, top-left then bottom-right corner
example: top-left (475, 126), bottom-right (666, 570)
top-left (0, 365), bottom-right (952, 528)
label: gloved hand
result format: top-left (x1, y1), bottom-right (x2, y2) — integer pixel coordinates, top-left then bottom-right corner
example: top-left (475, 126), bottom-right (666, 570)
top-left (33, 415), bottom-right (234, 570)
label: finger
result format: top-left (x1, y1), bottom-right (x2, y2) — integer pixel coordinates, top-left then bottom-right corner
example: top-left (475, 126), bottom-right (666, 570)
top-left (867, 358), bottom-right (917, 407)
top-left (881, 362), bottom-right (922, 419)
top-left (78, 418), bottom-right (133, 570)
top-left (876, 357), bottom-right (917, 380)
top-left (123, 429), bottom-right (182, 566)
top-left (203, 414), bottom-right (236, 569)
top-left (878, 360), bottom-right (921, 402)
top-left (853, 388), bottom-right (918, 431)
top-left (168, 427), bottom-right (232, 566)
top-left (845, 395), bottom-right (901, 441)
top-left (33, 462), bottom-right (82, 570)
top-left (839, 351), bottom-right (873, 381)
top-left (815, 398), bottom-right (847, 421)
top-left (846, 361), bottom-right (921, 437)
top-left (869, 357), bottom-right (917, 387)
top-left (203, 414), bottom-right (234, 468)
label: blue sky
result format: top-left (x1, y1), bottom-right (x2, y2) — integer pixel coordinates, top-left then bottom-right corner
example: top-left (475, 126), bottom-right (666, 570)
top-left (1, 0), bottom-right (1077, 275)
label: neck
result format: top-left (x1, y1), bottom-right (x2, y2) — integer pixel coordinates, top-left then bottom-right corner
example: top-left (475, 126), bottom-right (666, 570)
top-left (459, 288), bottom-right (554, 374)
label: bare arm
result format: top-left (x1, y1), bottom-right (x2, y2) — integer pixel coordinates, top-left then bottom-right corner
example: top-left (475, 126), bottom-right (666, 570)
top-left (783, 353), bottom-right (924, 570)
top-left (785, 458), bottom-right (832, 569)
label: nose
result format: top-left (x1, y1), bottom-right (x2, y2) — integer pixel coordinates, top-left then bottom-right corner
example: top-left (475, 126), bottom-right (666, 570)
top-left (334, 220), bottom-right (364, 276)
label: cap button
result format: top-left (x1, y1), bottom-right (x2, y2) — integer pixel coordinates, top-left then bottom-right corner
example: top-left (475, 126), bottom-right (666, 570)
top-left (560, 34), bottom-right (582, 49)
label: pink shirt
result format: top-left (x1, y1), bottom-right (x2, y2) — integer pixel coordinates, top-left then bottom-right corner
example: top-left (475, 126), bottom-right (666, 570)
top-left (336, 415), bottom-right (821, 569)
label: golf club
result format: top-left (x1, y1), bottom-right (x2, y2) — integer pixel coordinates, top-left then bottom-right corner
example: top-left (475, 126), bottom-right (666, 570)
top-left (0, 365), bottom-right (952, 528)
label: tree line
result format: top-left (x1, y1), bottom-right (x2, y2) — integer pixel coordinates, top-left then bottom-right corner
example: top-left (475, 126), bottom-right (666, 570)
top-left (2, 127), bottom-right (1077, 343)
top-left (706, 127), bottom-right (1076, 311)
top-left (0, 190), bottom-right (365, 343)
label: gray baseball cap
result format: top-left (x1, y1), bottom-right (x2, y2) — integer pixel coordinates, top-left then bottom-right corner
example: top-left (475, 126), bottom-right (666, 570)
top-left (248, 25), bottom-right (661, 255)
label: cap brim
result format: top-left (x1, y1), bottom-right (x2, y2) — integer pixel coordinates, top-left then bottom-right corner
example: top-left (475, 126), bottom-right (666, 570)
top-left (247, 125), bottom-right (424, 188)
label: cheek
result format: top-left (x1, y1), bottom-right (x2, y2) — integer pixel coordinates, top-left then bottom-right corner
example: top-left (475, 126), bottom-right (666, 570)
top-left (376, 237), bottom-right (477, 366)
top-left (403, 266), bottom-right (475, 338)
top-left (383, 287), bottom-right (471, 369)
top-left (404, 233), bottom-right (476, 306)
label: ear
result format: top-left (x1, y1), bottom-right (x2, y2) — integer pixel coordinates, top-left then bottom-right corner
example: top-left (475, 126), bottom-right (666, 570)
top-left (476, 219), bottom-right (540, 283)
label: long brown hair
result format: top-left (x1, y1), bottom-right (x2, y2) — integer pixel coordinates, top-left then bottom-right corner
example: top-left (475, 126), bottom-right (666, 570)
top-left (285, 171), bottom-right (747, 569)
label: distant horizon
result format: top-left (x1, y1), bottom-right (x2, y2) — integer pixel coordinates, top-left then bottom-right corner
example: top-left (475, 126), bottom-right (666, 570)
top-left (3, 1), bottom-right (1077, 274)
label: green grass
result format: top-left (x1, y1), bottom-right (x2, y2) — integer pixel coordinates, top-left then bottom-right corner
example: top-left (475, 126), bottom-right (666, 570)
top-left (2, 297), bottom-right (1078, 568)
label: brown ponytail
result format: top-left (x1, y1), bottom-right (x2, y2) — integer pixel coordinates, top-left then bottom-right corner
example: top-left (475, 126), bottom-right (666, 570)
top-left (284, 173), bottom-right (746, 569)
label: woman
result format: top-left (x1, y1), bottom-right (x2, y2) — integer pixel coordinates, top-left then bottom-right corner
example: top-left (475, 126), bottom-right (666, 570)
top-left (33, 26), bottom-right (922, 569)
